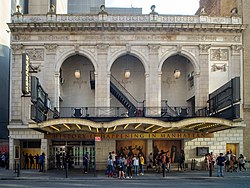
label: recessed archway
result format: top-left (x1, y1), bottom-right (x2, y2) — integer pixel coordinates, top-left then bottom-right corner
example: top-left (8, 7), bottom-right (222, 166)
top-left (59, 54), bottom-right (95, 108)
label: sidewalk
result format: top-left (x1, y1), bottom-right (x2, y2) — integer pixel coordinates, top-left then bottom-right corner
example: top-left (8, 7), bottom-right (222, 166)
top-left (0, 167), bottom-right (249, 180)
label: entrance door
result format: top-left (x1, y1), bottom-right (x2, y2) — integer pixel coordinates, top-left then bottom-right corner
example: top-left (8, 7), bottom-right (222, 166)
top-left (82, 146), bottom-right (95, 170)
top-left (66, 146), bottom-right (95, 169)
top-left (226, 143), bottom-right (238, 156)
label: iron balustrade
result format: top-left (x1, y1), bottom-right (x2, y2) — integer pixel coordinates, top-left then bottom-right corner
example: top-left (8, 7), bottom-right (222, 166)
top-left (46, 106), bottom-right (208, 121)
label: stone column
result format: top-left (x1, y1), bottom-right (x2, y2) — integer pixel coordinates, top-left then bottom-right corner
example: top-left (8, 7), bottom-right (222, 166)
top-left (230, 45), bottom-right (242, 78)
top-left (146, 44), bottom-right (161, 116)
top-left (10, 44), bottom-right (23, 122)
top-left (146, 140), bottom-right (153, 159)
top-left (41, 138), bottom-right (48, 170)
top-left (195, 44), bottom-right (210, 108)
top-left (44, 44), bottom-right (58, 106)
top-left (95, 44), bottom-right (110, 115)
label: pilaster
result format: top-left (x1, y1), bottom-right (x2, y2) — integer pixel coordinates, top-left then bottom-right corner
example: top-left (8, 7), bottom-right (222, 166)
top-left (195, 44), bottom-right (210, 107)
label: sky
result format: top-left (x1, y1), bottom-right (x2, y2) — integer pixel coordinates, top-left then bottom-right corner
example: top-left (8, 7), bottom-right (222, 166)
top-left (105, 0), bottom-right (200, 15)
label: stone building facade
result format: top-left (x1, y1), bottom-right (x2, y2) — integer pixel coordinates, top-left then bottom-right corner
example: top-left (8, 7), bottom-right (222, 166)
top-left (7, 4), bottom-right (247, 171)
top-left (199, 0), bottom-right (250, 166)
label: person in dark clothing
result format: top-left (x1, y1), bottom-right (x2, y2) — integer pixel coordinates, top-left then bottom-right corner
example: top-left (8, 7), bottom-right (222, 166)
top-left (216, 153), bottom-right (227, 177)
top-left (83, 152), bottom-right (89, 174)
top-left (29, 154), bottom-right (34, 169)
top-left (179, 150), bottom-right (185, 171)
top-left (23, 153), bottom-right (29, 169)
top-left (39, 153), bottom-right (45, 172)
top-left (35, 154), bottom-right (39, 169)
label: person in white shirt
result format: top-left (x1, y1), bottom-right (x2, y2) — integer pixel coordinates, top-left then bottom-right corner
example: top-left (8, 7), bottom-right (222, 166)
top-left (133, 155), bottom-right (139, 176)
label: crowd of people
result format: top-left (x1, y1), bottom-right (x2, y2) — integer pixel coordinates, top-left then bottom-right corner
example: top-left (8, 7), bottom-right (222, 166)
top-left (105, 149), bottom-right (186, 179)
top-left (204, 151), bottom-right (247, 177)
top-left (106, 151), bottom-right (145, 179)
top-left (23, 152), bottom-right (45, 172)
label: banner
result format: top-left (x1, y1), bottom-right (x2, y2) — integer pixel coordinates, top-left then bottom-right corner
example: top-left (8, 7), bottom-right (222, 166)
top-left (46, 132), bottom-right (213, 140)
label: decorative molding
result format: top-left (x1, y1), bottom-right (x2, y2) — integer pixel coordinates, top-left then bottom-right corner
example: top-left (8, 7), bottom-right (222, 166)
top-left (176, 45), bottom-right (182, 53)
top-left (38, 35), bottom-right (69, 41)
top-left (44, 44), bottom-right (57, 54)
top-left (210, 49), bottom-right (228, 61)
top-left (26, 48), bottom-right (44, 61)
top-left (211, 63), bottom-right (227, 72)
top-left (11, 44), bottom-right (23, 54)
top-left (199, 44), bottom-right (211, 54)
top-left (126, 44), bottom-right (131, 53)
top-left (231, 45), bottom-right (243, 55)
top-left (148, 44), bottom-right (160, 54)
top-left (96, 43), bottom-right (109, 54)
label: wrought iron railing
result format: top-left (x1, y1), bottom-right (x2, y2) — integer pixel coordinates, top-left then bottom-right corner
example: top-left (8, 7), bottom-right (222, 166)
top-left (47, 106), bottom-right (208, 120)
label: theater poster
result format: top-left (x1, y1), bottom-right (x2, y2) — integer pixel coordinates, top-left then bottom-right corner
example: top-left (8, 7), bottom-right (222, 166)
top-left (153, 140), bottom-right (181, 163)
top-left (116, 140), bottom-right (146, 157)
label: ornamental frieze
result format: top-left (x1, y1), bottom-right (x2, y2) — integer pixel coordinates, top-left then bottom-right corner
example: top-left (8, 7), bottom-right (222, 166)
top-left (38, 35), bottom-right (69, 41)
top-left (26, 48), bottom-right (44, 61)
top-left (210, 49), bottom-right (229, 61)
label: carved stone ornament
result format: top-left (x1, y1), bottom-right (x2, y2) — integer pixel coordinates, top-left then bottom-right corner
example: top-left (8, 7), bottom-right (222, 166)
top-left (11, 44), bottom-right (23, 54)
top-left (26, 48), bottom-right (44, 61)
top-left (199, 44), bottom-right (211, 54)
top-left (97, 43), bottom-right (109, 53)
top-left (210, 49), bottom-right (228, 61)
top-left (148, 44), bottom-right (160, 53)
top-left (44, 44), bottom-right (57, 53)
top-left (211, 63), bottom-right (227, 72)
top-left (231, 45), bottom-right (242, 55)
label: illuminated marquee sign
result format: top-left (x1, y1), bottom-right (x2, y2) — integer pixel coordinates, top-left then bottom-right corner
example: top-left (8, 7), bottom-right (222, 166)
top-left (46, 132), bottom-right (213, 140)
top-left (22, 53), bottom-right (31, 95)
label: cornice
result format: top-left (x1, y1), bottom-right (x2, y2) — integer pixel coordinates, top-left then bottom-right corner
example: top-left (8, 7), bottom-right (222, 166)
top-left (8, 22), bottom-right (246, 33)
top-left (8, 14), bottom-right (246, 34)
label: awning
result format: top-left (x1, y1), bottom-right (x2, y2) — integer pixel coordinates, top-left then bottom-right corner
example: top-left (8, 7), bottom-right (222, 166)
top-left (30, 117), bottom-right (245, 134)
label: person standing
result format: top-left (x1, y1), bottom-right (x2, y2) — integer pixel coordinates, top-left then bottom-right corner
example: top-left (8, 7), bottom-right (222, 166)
top-left (107, 155), bottom-right (113, 177)
top-left (39, 153), bottom-right (45, 172)
top-left (139, 154), bottom-right (144, 175)
top-left (133, 154), bottom-right (139, 176)
top-left (23, 153), bottom-right (29, 169)
top-left (83, 152), bottom-right (89, 174)
top-left (179, 150), bottom-right (185, 171)
top-left (29, 154), bottom-right (34, 169)
top-left (162, 153), bottom-right (167, 177)
top-left (238, 154), bottom-right (247, 171)
top-left (216, 153), bottom-right (226, 177)
top-left (126, 155), bottom-right (133, 178)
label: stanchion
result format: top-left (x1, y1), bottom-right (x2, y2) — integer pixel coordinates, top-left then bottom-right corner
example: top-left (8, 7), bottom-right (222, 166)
top-left (209, 162), bottom-right (212, 177)
top-left (65, 163), bottom-right (68, 178)
top-left (17, 163), bottom-right (20, 177)
top-left (14, 161), bottom-right (17, 173)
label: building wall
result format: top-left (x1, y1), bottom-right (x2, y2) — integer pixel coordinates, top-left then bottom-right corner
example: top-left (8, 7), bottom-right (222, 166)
top-left (199, 0), bottom-right (250, 166)
top-left (242, 0), bottom-right (250, 159)
top-left (0, 0), bottom-right (11, 140)
top-left (7, 5), bottom-right (246, 169)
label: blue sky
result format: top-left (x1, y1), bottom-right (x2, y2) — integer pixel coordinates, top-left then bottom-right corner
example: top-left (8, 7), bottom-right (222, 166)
top-left (105, 0), bottom-right (200, 15)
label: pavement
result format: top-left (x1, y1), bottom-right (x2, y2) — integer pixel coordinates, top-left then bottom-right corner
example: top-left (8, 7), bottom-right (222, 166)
top-left (0, 167), bottom-right (249, 180)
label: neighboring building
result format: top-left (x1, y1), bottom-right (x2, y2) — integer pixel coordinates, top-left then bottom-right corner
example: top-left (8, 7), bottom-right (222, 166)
top-left (7, 1), bottom-right (247, 171)
top-left (198, 0), bottom-right (250, 166)
top-left (0, 0), bottom-right (11, 153)
top-left (68, 0), bottom-right (105, 14)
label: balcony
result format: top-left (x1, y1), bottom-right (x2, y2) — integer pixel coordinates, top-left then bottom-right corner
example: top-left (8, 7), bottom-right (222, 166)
top-left (47, 106), bottom-right (208, 123)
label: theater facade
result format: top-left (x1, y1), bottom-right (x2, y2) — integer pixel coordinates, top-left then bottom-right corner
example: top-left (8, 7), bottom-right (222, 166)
top-left (7, 6), bottom-right (246, 170)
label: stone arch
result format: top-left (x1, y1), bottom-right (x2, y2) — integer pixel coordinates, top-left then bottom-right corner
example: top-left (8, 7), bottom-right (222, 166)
top-left (158, 49), bottom-right (200, 74)
top-left (55, 48), bottom-right (98, 73)
top-left (107, 48), bottom-right (148, 74)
